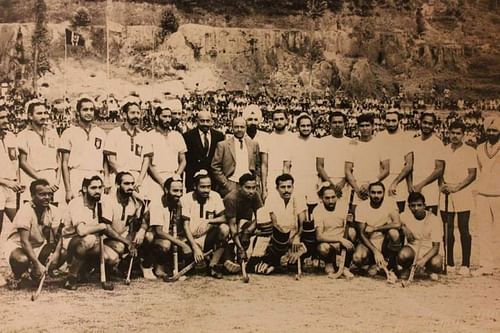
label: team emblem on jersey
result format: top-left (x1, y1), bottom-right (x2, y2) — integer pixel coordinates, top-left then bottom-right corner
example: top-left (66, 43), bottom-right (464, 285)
top-left (135, 144), bottom-right (143, 156)
top-left (95, 138), bottom-right (102, 149)
top-left (8, 147), bottom-right (17, 160)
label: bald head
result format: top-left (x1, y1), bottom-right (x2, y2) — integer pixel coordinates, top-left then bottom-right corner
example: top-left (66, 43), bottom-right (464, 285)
top-left (233, 117), bottom-right (246, 139)
top-left (197, 110), bottom-right (213, 133)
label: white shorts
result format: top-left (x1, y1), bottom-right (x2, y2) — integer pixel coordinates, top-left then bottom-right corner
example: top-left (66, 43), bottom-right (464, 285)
top-left (142, 171), bottom-right (174, 201)
top-left (439, 188), bottom-right (474, 212)
top-left (293, 173), bottom-right (320, 204)
top-left (0, 185), bottom-right (17, 210)
top-left (408, 241), bottom-right (435, 259)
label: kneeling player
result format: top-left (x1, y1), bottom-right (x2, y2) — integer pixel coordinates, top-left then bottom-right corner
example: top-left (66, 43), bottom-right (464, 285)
top-left (352, 182), bottom-right (401, 278)
top-left (315, 184), bottom-right (356, 279)
top-left (222, 173), bottom-right (263, 273)
top-left (5, 179), bottom-right (65, 289)
top-left (63, 175), bottom-right (136, 290)
top-left (398, 192), bottom-right (443, 281)
top-left (254, 174), bottom-right (307, 275)
top-left (147, 176), bottom-right (193, 277)
top-left (181, 170), bottom-right (228, 278)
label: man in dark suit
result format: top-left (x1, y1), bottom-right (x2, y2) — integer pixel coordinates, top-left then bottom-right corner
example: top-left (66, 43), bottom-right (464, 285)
top-left (211, 117), bottom-right (261, 198)
top-left (183, 111), bottom-right (225, 191)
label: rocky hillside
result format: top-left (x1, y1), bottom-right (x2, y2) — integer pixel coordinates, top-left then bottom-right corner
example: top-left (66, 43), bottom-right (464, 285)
top-left (0, 0), bottom-right (498, 99)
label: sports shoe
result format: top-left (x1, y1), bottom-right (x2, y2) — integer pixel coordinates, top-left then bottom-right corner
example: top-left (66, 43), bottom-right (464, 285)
top-left (342, 268), bottom-right (354, 279)
top-left (63, 276), bottom-right (78, 291)
top-left (324, 263), bottom-right (335, 274)
top-left (7, 276), bottom-right (23, 290)
top-left (154, 264), bottom-right (167, 278)
top-left (224, 260), bottom-right (241, 274)
top-left (141, 266), bottom-right (157, 280)
top-left (457, 266), bottom-right (471, 276)
top-left (429, 273), bottom-right (439, 281)
top-left (446, 265), bottom-right (456, 274)
top-left (367, 264), bottom-right (378, 276)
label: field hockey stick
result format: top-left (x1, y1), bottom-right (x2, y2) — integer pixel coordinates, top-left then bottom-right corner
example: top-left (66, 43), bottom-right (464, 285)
top-left (241, 260), bottom-right (249, 283)
top-left (402, 240), bottom-right (422, 288)
top-left (124, 253), bottom-right (134, 286)
top-left (164, 249), bottom-right (213, 282)
top-left (31, 223), bottom-right (64, 301)
top-left (443, 193), bottom-right (449, 274)
top-left (97, 203), bottom-right (114, 291)
top-left (329, 189), bottom-right (355, 279)
top-left (172, 206), bottom-right (180, 276)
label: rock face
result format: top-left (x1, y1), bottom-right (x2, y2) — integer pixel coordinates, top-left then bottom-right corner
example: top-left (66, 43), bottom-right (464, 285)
top-left (0, 3), bottom-right (498, 98)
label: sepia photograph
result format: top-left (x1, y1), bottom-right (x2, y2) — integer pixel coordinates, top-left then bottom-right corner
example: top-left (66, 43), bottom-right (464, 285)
top-left (0, 0), bottom-right (499, 332)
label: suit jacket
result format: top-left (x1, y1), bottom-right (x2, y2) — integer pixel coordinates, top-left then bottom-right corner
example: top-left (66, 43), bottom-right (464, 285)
top-left (211, 136), bottom-right (261, 196)
top-left (183, 127), bottom-right (225, 191)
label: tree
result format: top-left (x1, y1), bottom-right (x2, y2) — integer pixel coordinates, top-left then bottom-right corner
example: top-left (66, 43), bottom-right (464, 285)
top-left (159, 8), bottom-right (179, 41)
top-left (31, 0), bottom-right (51, 86)
top-left (72, 7), bottom-right (92, 27)
top-left (12, 27), bottom-right (27, 82)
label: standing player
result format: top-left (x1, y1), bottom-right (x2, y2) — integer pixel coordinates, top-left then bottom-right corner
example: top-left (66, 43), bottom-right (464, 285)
top-left (440, 121), bottom-right (477, 276)
top-left (242, 104), bottom-right (269, 199)
top-left (265, 110), bottom-right (293, 199)
top-left (345, 114), bottom-right (390, 203)
top-left (377, 110), bottom-right (413, 212)
top-left (181, 170), bottom-right (228, 278)
top-left (474, 117), bottom-right (500, 275)
top-left (145, 102), bottom-right (187, 200)
top-left (104, 97), bottom-right (152, 198)
top-left (410, 112), bottom-right (445, 214)
top-left (316, 111), bottom-right (353, 200)
top-left (352, 182), bottom-right (401, 277)
top-left (17, 99), bottom-right (61, 204)
top-left (315, 184), bottom-right (356, 279)
top-left (0, 105), bottom-right (22, 234)
top-left (59, 96), bottom-right (108, 203)
top-left (398, 192), bottom-right (443, 281)
top-left (290, 113), bottom-right (321, 204)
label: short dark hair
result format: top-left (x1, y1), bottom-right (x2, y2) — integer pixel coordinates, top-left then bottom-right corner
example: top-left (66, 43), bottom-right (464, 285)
top-left (385, 110), bottom-right (401, 120)
top-left (318, 184), bottom-right (338, 198)
top-left (155, 106), bottom-right (171, 118)
top-left (76, 98), bottom-right (94, 113)
top-left (115, 171), bottom-right (134, 185)
top-left (272, 109), bottom-right (288, 119)
top-left (420, 112), bottom-right (437, 123)
top-left (82, 175), bottom-right (103, 190)
top-left (194, 171), bottom-right (211, 187)
top-left (122, 102), bottom-right (140, 114)
top-left (449, 120), bottom-right (466, 133)
top-left (163, 177), bottom-right (182, 191)
top-left (239, 173), bottom-right (256, 186)
top-left (27, 101), bottom-right (45, 115)
top-left (329, 111), bottom-right (347, 124)
top-left (30, 178), bottom-right (51, 196)
top-left (357, 113), bottom-right (374, 125)
top-left (407, 191), bottom-right (426, 204)
top-left (368, 181), bottom-right (385, 193)
top-left (275, 173), bottom-right (294, 187)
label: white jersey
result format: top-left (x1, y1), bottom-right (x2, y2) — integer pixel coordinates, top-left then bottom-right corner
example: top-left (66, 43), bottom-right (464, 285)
top-left (401, 210), bottom-right (442, 254)
top-left (313, 200), bottom-right (349, 238)
top-left (476, 141), bottom-right (500, 196)
top-left (257, 190), bottom-right (306, 233)
top-left (59, 124), bottom-right (107, 171)
top-left (356, 198), bottom-right (399, 228)
top-left (266, 131), bottom-right (294, 178)
top-left (147, 129), bottom-right (187, 174)
top-left (442, 143), bottom-right (477, 186)
top-left (17, 126), bottom-right (59, 171)
top-left (376, 130), bottom-right (413, 175)
top-left (104, 125), bottom-right (153, 173)
top-left (412, 135), bottom-right (445, 185)
top-left (347, 138), bottom-right (388, 184)
top-left (317, 136), bottom-right (353, 180)
top-left (0, 131), bottom-right (18, 180)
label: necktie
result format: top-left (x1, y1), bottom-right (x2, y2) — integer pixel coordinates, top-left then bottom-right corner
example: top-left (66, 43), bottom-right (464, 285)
top-left (203, 133), bottom-right (209, 155)
top-left (238, 138), bottom-right (243, 149)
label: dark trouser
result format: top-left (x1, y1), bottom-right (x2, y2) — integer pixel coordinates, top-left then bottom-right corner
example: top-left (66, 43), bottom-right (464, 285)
top-left (440, 210), bottom-right (471, 267)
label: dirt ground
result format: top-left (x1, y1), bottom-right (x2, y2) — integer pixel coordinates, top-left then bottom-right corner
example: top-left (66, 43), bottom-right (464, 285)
top-left (1, 255), bottom-right (500, 333)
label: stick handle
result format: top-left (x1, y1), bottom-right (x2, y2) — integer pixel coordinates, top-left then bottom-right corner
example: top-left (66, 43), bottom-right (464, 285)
top-left (172, 223), bottom-right (179, 275)
top-left (167, 249), bottom-right (213, 282)
top-left (126, 254), bottom-right (134, 283)
top-left (100, 235), bottom-right (106, 284)
top-left (443, 193), bottom-right (449, 274)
